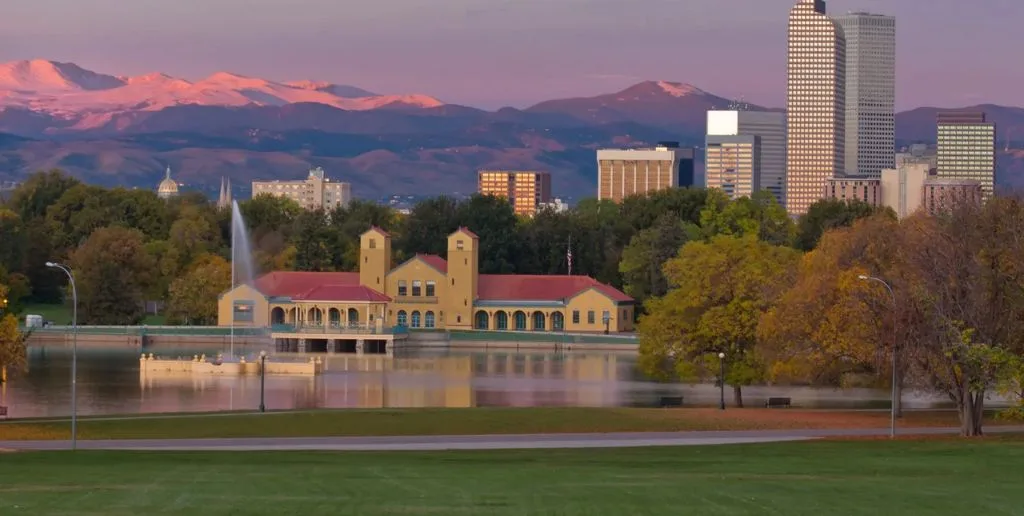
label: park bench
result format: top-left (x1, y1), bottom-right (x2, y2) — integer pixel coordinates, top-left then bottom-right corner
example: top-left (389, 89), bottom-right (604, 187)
top-left (0, 406), bottom-right (7, 419)
top-left (659, 396), bottom-right (684, 408)
top-left (765, 397), bottom-right (792, 408)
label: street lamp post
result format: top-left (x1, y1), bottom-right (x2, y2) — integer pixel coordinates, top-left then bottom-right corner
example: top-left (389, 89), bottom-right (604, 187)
top-left (602, 313), bottom-right (610, 335)
top-left (858, 274), bottom-right (898, 439)
top-left (45, 262), bottom-right (78, 450)
top-left (718, 352), bottom-right (726, 410)
top-left (259, 350), bottom-right (267, 413)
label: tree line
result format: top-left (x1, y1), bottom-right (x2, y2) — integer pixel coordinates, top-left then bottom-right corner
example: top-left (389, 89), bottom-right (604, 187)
top-left (637, 196), bottom-right (1024, 436)
top-left (0, 169), bottom-right (882, 328)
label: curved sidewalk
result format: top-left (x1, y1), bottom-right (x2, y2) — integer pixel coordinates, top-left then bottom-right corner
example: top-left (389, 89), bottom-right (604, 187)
top-left (3, 425), bottom-right (1022, 451)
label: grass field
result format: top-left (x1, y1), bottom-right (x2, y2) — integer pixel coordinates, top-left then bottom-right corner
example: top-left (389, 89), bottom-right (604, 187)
top-left (0, 407), bottom-right (1015, 441)
top-left (1, 439), bottom-right (1023, 515)
top-left (21, 303), bottom-right (165, 326)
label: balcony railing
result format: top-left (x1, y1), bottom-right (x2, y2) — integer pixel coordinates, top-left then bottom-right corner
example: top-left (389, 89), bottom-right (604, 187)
top-left (270, 323), bottom-right (407, 335)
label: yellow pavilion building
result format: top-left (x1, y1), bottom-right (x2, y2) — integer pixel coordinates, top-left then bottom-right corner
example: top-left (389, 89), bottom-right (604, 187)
top-left (218, 227), bottom-right (635, 336)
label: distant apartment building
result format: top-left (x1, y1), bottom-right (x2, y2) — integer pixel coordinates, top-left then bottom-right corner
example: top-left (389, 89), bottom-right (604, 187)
top-left (786, 0), bottom-right (846, 215)
top-left (705, 110), bottom-right (786, 205)
top-left (596, 143), bottom-right (696, 203)
top-left (477, 171), bottom-right (552, 216)
top-left (923, 178), bottom-right (984, 216)
top-left (833, 12), bottom-right (896, 178)
top-left (880, 163), bottom-right (930, 219)
top-left (538, 198), bottom-right (570, 213)
top-left (936, 111), bottom-right (996, 198)
top-left (251, 167), bottom-right (351, 210)
top-left (895, 144), bottom-right (938, 172)
top-left (824, 176), bottom-right (882, 206)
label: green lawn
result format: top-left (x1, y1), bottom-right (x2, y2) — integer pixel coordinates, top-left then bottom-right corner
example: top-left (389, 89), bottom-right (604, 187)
top-left (1, 440), bottom-right (1022, 515)
top-left (21, 303), bottom-right (165, 326)
top-left (0, 407), bottom-right (1012, 441)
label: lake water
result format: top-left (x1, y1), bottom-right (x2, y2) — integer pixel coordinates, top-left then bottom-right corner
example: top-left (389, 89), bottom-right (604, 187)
top-left (0, 344), bottom-right (986, 419)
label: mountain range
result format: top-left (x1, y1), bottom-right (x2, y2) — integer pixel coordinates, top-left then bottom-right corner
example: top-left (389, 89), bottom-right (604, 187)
top-left (1, 59), bottom-right (1024, 198)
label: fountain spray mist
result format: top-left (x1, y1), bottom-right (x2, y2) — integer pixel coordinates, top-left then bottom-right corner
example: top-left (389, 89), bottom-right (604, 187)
top-left (230, 200), bottom-right (257, 358)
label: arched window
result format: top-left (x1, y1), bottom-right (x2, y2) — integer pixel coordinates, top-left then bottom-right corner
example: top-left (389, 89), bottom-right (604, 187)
top-left (533, 311), bottom-right (545, 331)
top-left (347, 308), bottom-right (359, 326)
top-left (475, 311), bottom-right (489, 329)
top-left (551, 312), bottom-right (564, 330)
top-left (514, 311), bottom-right (527, 331)
top-left (271, 307), bottom-right (286, 325)
top-left (411, 311), bottom-right (422, 328)
top-left (308, 308), bottom-right (322, 326)
top-left (397, 311), bottom-right (408, 326)
top-left (328, 308), bottom-right (341, 327)
top-left (496, 311), bottom-right (508, 330)
top-left (425, 311), bottom-right (436, 328)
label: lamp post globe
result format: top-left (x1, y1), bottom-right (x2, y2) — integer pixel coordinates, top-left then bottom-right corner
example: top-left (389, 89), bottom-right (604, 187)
top-left (258, 350), bottom-right (267, 413)
top-left (717, 352), bottom-right (726, 410)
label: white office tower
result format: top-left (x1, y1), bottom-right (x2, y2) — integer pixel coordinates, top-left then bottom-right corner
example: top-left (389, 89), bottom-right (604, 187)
top-left (833, 12), bottom-right (896, 178)
top-left (705, 110), bottom-right (787, 206)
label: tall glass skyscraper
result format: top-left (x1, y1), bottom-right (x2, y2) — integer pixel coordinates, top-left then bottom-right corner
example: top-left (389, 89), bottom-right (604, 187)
top-left (786, 0), bottom-right (846, 216)
top-left (833, 12), bottom-right (896, 178)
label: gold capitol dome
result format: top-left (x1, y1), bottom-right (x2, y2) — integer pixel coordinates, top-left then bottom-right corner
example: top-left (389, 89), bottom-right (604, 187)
top-left (156, 166), bottom-right (179, 199)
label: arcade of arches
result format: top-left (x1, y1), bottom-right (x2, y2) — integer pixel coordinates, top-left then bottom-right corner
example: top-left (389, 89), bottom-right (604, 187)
top-left (473, 309), bottom-right (565, 331)
top-left (269, 303), bottom-right (386, 327)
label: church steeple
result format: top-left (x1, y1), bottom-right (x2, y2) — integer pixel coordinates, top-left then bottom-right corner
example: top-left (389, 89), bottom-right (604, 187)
top-left (218, 176), bottom-right (233, 209)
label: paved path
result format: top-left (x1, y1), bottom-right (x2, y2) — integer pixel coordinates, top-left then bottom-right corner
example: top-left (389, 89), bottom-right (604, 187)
top-left (2, 425), bottom-right (1022, 451)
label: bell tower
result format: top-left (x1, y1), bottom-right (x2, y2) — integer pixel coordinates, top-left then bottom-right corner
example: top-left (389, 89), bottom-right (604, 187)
top-left (359, 227), bottom-right (391, 293)
top-left (444, 227), bottom-right (478, 329)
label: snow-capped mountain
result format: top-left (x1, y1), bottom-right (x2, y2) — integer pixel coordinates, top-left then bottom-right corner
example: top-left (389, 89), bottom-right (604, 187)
top-left (0, 59), bottom-right (444, 125)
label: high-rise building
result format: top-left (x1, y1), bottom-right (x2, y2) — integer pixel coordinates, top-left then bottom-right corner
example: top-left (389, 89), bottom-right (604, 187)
top-left (596, 143), bottom-right (695, 203)
top-left (477, 171), bottom-right (552, 216)
top-left (881, 163), bottom-right (929, 219)
top-left (833, 12), bottom-right (896, 178)
top-left (705, 110), bottom-right (787, 204)
top-left (786, 0), bottom-right (846, 216)
top-left (936, 111), bottom-right (997, 198)
top-left (252, 167), bottom-right (351, 210)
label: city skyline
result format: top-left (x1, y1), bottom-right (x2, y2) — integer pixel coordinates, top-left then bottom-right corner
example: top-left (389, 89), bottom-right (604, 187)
top-left (2, 0), bottom-right (1021, 109)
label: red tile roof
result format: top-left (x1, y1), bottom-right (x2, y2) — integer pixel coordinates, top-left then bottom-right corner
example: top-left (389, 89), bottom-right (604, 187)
top-left (478, 275), bottom-right (633, 303)
top-left (452, 227), bottom-right (479, 239)
top-left (416, 254), bottom-right (448, 274)
top-left (253, 271), bottom-right (359, 298)
top-left (292, 285), bottom-right (391, 303)
top-left (365, 226), bottom-right (390, 237)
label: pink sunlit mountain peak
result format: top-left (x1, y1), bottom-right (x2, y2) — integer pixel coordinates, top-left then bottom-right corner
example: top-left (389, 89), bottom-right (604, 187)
top-left (0, 59), bottom-right (125, 92)
top-left (0, 59), bottom-right (444, 122)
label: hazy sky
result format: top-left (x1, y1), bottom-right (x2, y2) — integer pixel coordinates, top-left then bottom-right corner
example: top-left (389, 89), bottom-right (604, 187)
top-left (1, 0), bottom-right (1020, 109)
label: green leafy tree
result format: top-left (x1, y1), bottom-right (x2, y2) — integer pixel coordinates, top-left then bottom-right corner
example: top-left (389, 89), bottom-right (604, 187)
top-left (329, 200), bottom-right (400, 270)
top-left (169, 205), bottom-right (221, 269)
top-left (71, 226), bottom-right (155, 325)
top-left (6, 169), bottom-right (80, 221)
top-left (638, 235), bottom-right (801, 407)
top-left (396, 196), bottom-right (460, 258)
top-left (618, 214), bottom-right (696, 304)
top-left (166, 254), bottom-right (231, 325)
top-left (700, 189), bottom-right (794, 245)
top-left (293, 209), bottom-right (337, 271)
top-left (0, 208), bottom-right (25, 273)
top-left (456, 195), bottom-right (520, 273)
top-left (794, 199), bottom-right (888, 251)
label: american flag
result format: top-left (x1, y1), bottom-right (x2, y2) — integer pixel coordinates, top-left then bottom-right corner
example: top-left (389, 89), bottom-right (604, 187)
top-left (567, 236), bottom-right (573, 276)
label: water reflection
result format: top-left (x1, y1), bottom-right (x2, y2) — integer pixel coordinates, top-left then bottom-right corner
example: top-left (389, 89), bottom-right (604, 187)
top-left (0, 345), bottom-right (985, 419)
